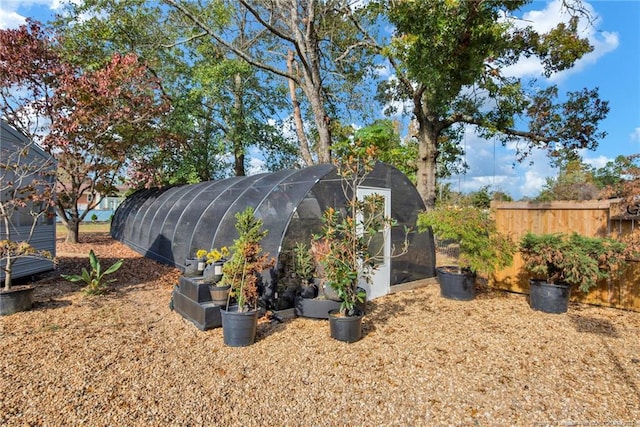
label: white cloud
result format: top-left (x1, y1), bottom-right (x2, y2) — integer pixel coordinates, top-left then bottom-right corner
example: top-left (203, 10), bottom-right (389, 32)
top-left (246, 157), bottom-right (267, 176)
top-left (630, 127), bottom-right (640, 141)
top-left (0, 0), bottom-right (67, 29)
top-left (520, 169), bottom-right (549, 198)
top-left (0, 8), bottom-right (26, 29)
top-left (583, 155), bottom-right (610, 169)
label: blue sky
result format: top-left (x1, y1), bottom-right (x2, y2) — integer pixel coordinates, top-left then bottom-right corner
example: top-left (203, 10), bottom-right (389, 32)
top-left (1, 0), bottom-right (638, 200)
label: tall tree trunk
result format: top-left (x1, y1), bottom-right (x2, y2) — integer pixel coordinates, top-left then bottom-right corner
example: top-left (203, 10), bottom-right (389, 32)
top-left (56, 204), bottom-right (81, 244)
top-left (415, 128), bottom-right (439, 209)
top-left (411, 88), bottom-right (441, 209)
top-left (233, 73), bottom-right (246, 176)
top-left (299, 77), bottom-right (331, 163)
top-left (287, 50), bottom-right (314, 166)
top-left (289, 3), bottom-right (331, 164)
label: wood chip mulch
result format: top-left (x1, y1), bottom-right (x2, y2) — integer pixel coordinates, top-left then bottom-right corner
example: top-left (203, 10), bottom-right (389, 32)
top-left (1, 233), bottom-right (639, 426)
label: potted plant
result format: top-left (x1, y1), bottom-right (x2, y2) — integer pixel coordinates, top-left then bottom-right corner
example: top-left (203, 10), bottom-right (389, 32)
top-left (201, 246), bottom-right (229, 286)
top-left (205, 247), bottom-right (231, 307)
top-left (417, 205), bottom-right (516, 301)
top-left (218, 207), bottom-right (275, 346)
top-left (0, 241), bottom-right (53, 315)
top-left (314, 142), bottom-right (408, 343)
top-left (519, 232), bottom-right (628, 314)
top-left (292, 242), bottom-right (316, 298)
top-left (183, 249), bottom-right (207, 277)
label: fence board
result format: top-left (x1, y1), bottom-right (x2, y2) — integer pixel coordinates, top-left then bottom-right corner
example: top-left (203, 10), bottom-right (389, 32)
top-left (491, 200), bottom-right (640, 312)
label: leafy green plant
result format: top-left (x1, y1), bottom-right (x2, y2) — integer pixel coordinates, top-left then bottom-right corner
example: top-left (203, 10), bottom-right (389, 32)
top-left (219, 208), bottom-right (275, 311)
top-left (62, 249), bottom-right (123, 295)
top-left (417, 205), bottom-right (516, 275)
top-left (519, 232), bottom-right (628, 293)
top-left (314, 142), bottom-right (409, 316)
top-left (292, 242), bottom-right (314, 285)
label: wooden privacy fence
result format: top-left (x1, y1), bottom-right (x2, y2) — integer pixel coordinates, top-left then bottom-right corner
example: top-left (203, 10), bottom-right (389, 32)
top-left (490, 199), bottom-right (640, 312)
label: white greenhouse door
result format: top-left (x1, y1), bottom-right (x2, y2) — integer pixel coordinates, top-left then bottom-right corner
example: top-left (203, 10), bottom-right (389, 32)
top-left (356, 186), bottom-right (391, 300)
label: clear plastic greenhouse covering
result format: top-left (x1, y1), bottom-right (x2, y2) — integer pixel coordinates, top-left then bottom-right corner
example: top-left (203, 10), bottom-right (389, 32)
top-left (111, 163), bottom-right (435, 310)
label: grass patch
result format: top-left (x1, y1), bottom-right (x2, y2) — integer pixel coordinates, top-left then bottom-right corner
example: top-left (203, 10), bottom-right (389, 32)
top-left (56, 222), bottom-right (111, 238)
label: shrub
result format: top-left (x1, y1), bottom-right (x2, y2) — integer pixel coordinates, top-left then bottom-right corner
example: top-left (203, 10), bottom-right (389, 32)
top-left (519, 232), bottom-right (627, 293)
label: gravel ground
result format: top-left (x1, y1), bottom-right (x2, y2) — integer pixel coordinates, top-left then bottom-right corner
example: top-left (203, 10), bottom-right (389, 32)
top-left (1, 233), bottom-right (640, 426)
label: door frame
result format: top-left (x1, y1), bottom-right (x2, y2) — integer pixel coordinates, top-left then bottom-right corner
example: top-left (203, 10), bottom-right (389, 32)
top-left (356, 186), bottom-right (391, 300)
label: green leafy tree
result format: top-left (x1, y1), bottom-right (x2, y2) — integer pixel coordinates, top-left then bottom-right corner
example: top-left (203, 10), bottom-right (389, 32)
top-left (164, 0), bottom-right (379, 166)
top-left (364, 0), bottom-right (609, 208)
top-left (594, 155), bottom-right (637, 197)
top-left (55, 1), bottom-right (295, 185)
top-left (536, 159), bottom-right (599, 201)
top-left (468, 186), bottom-right (492, 209)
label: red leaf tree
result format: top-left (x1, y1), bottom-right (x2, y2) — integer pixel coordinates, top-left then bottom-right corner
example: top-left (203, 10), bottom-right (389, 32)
top-left (0, 21), bottom-right (170, 243)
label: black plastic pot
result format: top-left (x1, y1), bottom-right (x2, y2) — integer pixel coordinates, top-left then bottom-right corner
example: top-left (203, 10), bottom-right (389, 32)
top-left (221, 305), bottom-right (258, 347)
top-left (529, 280), bottom-right (570, 314)
top-left (328, 309), bottom-right (363, 343)
top-left (183, 258), bottom-right (203, 277)
top-left (436, 266), bottom-right (476, 301)
top-left (203, 261), bottom-right (224, 284)
top-left (0, 286), bottom-right (34, 316)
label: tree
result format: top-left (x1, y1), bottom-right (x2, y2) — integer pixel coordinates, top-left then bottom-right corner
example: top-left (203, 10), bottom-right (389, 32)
top-left (600, 154), bottom-right (640, 205)
top-left (535, 159), bottom-right (599, 201)
top-left (366, 0), bottom-right (609, 208)
top-left (164, 0), bottom-right (378, 165)
top-left (594, 155), bottom-right (636, 197)
top-left (0, 22), bottom-right (170, 243)
top-left (0, 123), bottom-right (55, 290)
top-left (54, 1), bottom-right (297, 184)
top-left (351, 119), bottom-right (415, 181)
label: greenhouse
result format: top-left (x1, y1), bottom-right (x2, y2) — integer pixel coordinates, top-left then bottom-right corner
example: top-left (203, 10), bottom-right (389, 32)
top-left (111, 162), bottom-right (435, 310)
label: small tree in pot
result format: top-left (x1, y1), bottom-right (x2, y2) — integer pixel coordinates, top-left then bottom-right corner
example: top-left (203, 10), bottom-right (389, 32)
top-left (292, 242), bottom-right (316, 298)
top-left (314, 142), bottom-right (408, 342)
top-left (417, 205), bottom-right (516, 300)
top-left (519, 232), bottom-right (628, 313)
top-left (218, 207), bottom-right (275, 346)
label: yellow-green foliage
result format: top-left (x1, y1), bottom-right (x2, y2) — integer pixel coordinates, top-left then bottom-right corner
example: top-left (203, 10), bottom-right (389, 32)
top-left (418, 205), bottom-right (516, 275)
top-left (219, 208), bottom-right (275, 310)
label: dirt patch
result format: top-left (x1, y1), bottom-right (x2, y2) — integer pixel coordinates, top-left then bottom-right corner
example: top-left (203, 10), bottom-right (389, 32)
top-left (1, 234), bottom-right (639, 426)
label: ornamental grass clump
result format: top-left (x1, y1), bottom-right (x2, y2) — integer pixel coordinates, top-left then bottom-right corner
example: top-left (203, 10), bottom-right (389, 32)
top-left (519, 232), bottom-right (628, 293)
top-left (417, 205), bottom-right (516, 275)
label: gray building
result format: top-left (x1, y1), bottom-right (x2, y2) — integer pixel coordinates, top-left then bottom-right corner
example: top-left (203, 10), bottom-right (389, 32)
top-left (1, 120), bottom-right (56, 282)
